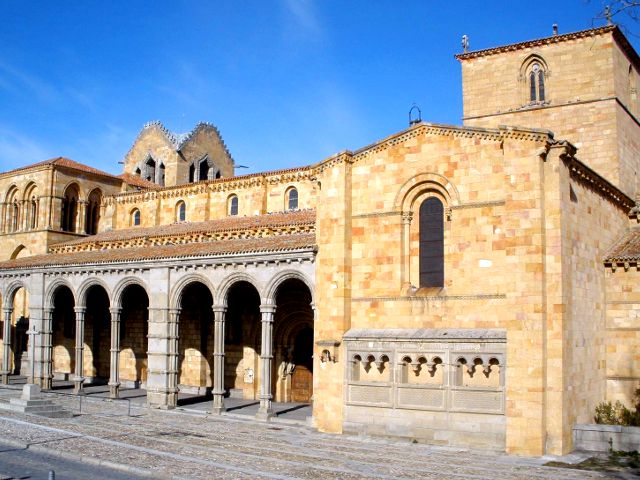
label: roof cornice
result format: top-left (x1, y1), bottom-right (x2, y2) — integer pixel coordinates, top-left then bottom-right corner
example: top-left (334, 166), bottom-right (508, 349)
top-left (455, 25), bottom-right (619, 61)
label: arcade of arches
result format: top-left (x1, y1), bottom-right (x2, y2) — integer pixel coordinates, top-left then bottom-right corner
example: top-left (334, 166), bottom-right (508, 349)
top-left (0, 268), bottom-right (315, 419)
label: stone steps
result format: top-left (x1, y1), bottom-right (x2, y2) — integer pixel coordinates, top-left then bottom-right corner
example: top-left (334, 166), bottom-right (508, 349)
top-left (0, 384), bottom-right (72, 418)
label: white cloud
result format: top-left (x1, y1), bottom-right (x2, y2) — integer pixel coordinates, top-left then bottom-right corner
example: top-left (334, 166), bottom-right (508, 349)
top-left (0, 61), bottom-right (58, 103)
top-left (0, 127), bottom-right (50, 171)
top-left (281, 0), bottom-right (324, 41)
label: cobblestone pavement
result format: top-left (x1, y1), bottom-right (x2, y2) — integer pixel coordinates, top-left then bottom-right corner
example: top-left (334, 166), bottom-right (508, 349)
top-left (0, 390), bottom-right (617, 480)
top-left (0, 438), bottom-right (148, 480)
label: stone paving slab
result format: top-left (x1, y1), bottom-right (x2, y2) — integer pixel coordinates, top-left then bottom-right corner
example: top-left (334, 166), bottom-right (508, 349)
top-left (0, 391), bottom-right (617, 480)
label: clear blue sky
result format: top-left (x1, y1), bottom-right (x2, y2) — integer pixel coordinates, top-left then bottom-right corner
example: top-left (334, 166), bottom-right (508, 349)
top-left (0, 1), bottom-right (637, 175)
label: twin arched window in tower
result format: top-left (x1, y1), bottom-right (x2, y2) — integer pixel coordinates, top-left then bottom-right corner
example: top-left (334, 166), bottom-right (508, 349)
top-left (521, 55), bottom-right (548, 105)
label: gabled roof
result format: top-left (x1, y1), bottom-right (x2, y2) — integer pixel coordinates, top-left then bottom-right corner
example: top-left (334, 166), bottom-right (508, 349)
top-left (0, 157), bottom-right (121, 181)
top-left (125, 121), bottom-right (234, 164)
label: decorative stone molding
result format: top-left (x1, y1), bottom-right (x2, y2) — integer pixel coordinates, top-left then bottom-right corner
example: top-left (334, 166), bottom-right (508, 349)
top-left (344, 329), bottom-right (506, 415)
top-left (562, 151), bottom-right (634, 211)
top-left (317, 339), bottom-right (340, 363)
top-left (352, 294), bottom-right (506, 302)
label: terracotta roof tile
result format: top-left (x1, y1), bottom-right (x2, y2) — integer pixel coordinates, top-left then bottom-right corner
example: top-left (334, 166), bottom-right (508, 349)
top-left (0, 233), bottom-right (316, 270)
top-left (1, 157), bottom-right (121, 181)
top-left (604, 228), bottom-right (640, 263)
top-left (52, 209), bottom-right (316, 249)
top-left (117, 173), bottom-right (161, 190)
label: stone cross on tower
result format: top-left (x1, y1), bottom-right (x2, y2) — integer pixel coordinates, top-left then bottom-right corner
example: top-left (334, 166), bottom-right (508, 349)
top-left (461, 35), bottom-right (469, 53)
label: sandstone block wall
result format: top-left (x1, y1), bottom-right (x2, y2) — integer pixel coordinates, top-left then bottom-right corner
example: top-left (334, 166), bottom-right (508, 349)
top-left (605, 267), bottom-right (640, 404)
top-left (460, 30), bottom-right (640, 199)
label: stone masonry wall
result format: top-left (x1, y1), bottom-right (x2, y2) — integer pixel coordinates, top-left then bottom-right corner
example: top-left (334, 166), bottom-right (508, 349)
top-left (460, 31), bottom-right (640, 199)
top-left (605, 267), bottom-right (640, 404)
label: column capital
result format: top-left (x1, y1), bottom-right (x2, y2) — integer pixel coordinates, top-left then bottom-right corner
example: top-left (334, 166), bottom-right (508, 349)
top-left (44, 307), bottom-right (54, 315)
top-left (259, 304), bottom-right (276, 314)
top-left (211, 304), bottom-right (227, 314)
top-left (401, 211), bottom-right (413, 224)
top-left (74, 306), bottom-right (86, 315)
top-left (2, 307), bottom-right (12, 315)
top-left (109, 306), bottom-right (122, 316)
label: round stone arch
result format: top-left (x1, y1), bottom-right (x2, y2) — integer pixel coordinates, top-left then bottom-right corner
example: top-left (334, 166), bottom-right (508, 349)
top-left (76, 278), bottom-right (112, 309)
top-left (44, 278), bottom-right (76, 310)
top-left (22, 181), bottom-right (38, 201)
top-left (9, 245), bottom-right (30, 260)
top-left (393, 172), bottom-right (459, 213)
top-left (214, 272), bottom-right (262, 306)
top-left (274, 309), bottom-right (313, 348)
top-left (169, 273), bottom-right (216, 310)
top-left (4, 183), bottom-right (19, 201)
top-left (3, 279), bottom-right (29, 310)
top-left (262, 270), bottom-right (315, 305)
top-left (60, 180), bottom-right (83, 199)
top-left (112, 277), bottom-right (150, 309)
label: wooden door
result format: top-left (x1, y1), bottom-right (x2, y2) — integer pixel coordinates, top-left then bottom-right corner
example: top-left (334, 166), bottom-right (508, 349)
top-left (291, 365), bottom-right (313, 403)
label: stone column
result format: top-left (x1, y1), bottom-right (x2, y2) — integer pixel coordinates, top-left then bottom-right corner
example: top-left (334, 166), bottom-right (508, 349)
top-left (256, 303), bottom-right (276, 421)
top-left (73, 306), bottom-right (86, 394)
top-left (211, 304), bottom-right (226, 415)
top-left (147, 306), bottom-right (179, 409)
top-left (401, 211), bottom-right (413, 289)
top-left (41, 308), bottom-right (54, 389)
top-left (78, 200), bottom-right (87, 234)
top-left (0, 203), bottom-right (6, 233)
top-left (1, 307), bottom-right (12, 384)
top-left (167, 308), bottom-right (180, 407)
top-left (108, 307), bottom-right (122, 398)
top-left (20, 200), bottom-right (28, 231)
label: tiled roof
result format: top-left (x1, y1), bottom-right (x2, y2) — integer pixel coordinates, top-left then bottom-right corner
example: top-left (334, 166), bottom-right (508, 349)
top-left (51, 209), bottom-right (316, 249)
top-left (117, 173), bottom-right (161, 190)
top-left (0, 157), bottom-right (121, 180)
top-left (0, 233), bottom-right (316, 270)
top-left (604, 228), bottom-right (640, 263)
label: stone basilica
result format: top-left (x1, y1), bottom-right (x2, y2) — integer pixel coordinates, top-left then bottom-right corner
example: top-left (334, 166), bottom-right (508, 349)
top-left (0, 25), bottom-right (639, 456)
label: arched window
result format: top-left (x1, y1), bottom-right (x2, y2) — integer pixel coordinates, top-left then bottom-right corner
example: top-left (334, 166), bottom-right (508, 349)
top-left (199, 158), bottom-right (210, 181)
top-left (85, 188), bottom-right (102, 235)
top-left (189, 163), bottom-right (195, 183)
top-left (285, 187), bottom-right (298, 210)
top-left (521, 56), bottom-right (548, 104)
top-left (228, 194), bottom-right (238, 216)
top-left (176, 201), bottom-right (186, 222)
top-left (145, 157), bottom-right (156, 182)
top-left (4, 186), bottom-right (19, 233)
top-left (23, 183), bottom-right (38, 230)
top-left (529, 62), bottom-right (545, 102)
top-left (30, 196), bottom-right (38, 229)
top-left (158, 163), bottom-right (165, 186)
top-left (131, 208), bottom-right (141, 226)
top-left (630, 65), bottom-right (638, 116)
top-left (61, 184), bottom-right (80, 232)
top-left (11, 200), bottom-right (19, 232)
top-left (419, 197), bottom-right (444, 288)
